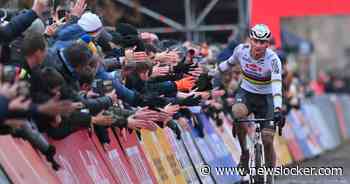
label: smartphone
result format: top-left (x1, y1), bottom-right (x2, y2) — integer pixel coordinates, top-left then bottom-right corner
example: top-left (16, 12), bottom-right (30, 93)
top-left (57, 9), bottom-right (67, 20)
top-left (1, 65), bottom-right (17, 83)
top-left (47, 17), bottom-right (54, 25)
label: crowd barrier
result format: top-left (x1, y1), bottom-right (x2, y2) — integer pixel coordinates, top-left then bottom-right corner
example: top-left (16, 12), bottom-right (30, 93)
top-left (0, 94), bottom-right (349, 184)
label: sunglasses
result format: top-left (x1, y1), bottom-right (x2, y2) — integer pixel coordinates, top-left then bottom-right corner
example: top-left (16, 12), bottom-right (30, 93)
top-left (252, 38), bottom-right (269, 44)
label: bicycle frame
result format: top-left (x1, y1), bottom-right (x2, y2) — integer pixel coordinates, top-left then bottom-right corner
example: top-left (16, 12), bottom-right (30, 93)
top-left (251, 122), bottom-right (266, 183)
top-left (236, 118), bottom-right (276, 184)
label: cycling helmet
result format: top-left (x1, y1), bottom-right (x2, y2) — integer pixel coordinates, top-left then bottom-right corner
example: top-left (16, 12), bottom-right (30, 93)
top-left (249, 24), bottom-right (271, 41)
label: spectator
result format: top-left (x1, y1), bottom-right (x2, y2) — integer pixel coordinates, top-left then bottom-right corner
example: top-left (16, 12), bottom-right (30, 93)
top-left (21, 32), bottom-right (48, 79)
top-left (0, 0), bottom-right (47, 44)
top-left (44, 42), bottom-right (92, 91)
top-left (310, 70), bottom-right (329, 95)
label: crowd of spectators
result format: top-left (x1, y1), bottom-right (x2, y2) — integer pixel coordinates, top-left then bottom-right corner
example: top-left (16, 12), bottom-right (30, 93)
top-left (0, 0), bottom-right (344, 170)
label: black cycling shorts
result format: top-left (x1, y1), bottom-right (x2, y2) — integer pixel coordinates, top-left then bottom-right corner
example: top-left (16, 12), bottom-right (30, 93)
top-left (234, 87), bottom-right (275, 130)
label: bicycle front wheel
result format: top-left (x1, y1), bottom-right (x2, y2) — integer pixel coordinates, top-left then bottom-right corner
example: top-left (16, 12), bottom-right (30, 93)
top-left (254, 143), bottom-right (265, 183)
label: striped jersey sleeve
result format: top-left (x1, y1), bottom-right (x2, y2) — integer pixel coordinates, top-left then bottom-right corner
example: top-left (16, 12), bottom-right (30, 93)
top-left (270, 55), bottom-right (283, 109)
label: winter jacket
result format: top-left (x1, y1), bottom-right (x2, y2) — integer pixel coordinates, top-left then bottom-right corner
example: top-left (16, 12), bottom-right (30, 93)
top-left (0, 10), bottom-right (38, 44)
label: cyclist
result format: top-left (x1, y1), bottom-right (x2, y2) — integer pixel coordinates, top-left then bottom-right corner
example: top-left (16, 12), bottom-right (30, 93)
top-left (217, 24), bottom-right (283, 183)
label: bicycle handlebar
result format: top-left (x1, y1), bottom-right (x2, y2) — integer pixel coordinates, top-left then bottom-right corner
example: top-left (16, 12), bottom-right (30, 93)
top-left (234, 118), bottom-right (283, 136)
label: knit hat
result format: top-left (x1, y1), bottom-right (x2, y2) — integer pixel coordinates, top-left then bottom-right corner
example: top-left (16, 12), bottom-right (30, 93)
top-left (78, 12), bottom-right (103, 33)
top-left (115, 23), bottom-right (138, 37)
top-left (24, 18), bottom-right (45, 35)
top-left (110, 31), bottom-right (123, 45)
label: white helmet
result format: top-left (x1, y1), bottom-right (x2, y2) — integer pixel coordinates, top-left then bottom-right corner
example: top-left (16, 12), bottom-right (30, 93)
top-left (249, 24), bottom-right (271, 41)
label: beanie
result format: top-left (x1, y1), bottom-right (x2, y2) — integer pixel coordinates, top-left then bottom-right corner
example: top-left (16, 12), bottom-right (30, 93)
top-left (110, 31), bottom-right (123, 45)
top-left (24, 18), bottom-right (45, 35)
top-left (78, 12), bottom-right (103, 33)
top-left (115, 23), bottom-right (138, 36)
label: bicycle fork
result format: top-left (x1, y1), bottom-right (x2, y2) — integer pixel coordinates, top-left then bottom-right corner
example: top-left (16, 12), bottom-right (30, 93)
top-left (249, 124), bottom-right (267, 184)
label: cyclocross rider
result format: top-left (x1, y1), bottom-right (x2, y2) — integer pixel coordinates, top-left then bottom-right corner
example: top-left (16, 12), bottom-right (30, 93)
top-left (217, 24), bottom-right (283, 182)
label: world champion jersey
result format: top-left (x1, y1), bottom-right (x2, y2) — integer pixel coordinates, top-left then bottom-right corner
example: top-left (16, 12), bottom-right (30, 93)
top-left (219, 43), bottom-right (283, 108)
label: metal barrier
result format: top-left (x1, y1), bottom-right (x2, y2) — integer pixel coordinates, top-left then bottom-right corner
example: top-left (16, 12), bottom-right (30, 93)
top-left (0, 94), bottom-right (349, 184)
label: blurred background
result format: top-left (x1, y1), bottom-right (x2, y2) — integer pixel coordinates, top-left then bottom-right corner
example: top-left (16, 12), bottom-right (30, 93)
top-left (2, 0), bottom-right (349, 94)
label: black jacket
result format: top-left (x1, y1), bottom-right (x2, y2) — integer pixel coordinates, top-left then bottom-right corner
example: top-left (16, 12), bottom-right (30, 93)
top-left (0, 10), bottom-right (38, 44)
top-left (43, 48), bottom-right (81, 92)
top-left (46, 111), bottom-right (92, 140)
top-left (0, 10), bottom-right (38, 63)
top-left (0, 96), bottom-right (9, 123)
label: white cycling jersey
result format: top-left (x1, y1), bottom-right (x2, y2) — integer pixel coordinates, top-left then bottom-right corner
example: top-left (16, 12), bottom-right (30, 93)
top-left (219, 43), bottom-right (282, 109)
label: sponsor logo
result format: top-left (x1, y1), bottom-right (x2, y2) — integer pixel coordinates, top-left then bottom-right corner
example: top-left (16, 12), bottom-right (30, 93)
top-left (245, 63), bottom-right (262, 72)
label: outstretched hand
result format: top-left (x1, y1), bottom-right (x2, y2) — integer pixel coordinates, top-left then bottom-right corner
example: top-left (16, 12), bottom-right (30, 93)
top-left (70, 0), bottom-right (87, 17)
top-left (38, 95), bottom-right (75, 116)
top-left (32, 0), bottom-right (49, 17)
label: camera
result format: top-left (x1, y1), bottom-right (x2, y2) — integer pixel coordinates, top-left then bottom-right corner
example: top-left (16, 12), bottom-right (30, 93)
top-left (91, 79), bottom-right (113, 95)
top-left (1, 65), bottom-right (31, 97)
top-left (1, 65), bottom-right (17, 83)
top-left (102, 107), bottom-right (128, 128)
top-left (186, 49), bottom-right (204, 63)
top-left (46, 17), bottom-right (54, 25)
top-left (57, 9), bottom-right (68, 20)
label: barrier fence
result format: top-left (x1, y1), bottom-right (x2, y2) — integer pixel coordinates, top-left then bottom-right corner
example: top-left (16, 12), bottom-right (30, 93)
top-left (0, 94), bottom-right (349, 184)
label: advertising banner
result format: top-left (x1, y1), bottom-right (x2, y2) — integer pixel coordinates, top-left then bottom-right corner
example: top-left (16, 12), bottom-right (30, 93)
top-left (140, 129), bottom-right (186, 184)
top-left (303, 103), bottom-right (338, 150)
top-left (49, 130), bottom-right (116, 184)
top-left (164, 128), bottom-right (201, 184)
top-left (339, 95), bottom-right (350, 137)
top-left (114, 129), bottom-right (158, 184)
top-left (91, 128), bottom-right (139, 184)
top-left (0, 135), bottom-right (60, 184)
top-left (287, 110), bottom-right (313, 158)
top-left (283, 122), bottom-right (304, 161)
top-left (198, 114), bottom-right (240, 183)
top-left (311, 95), bottom-right (342, 146)
top-left (274, 134), bottom-right (293, 166)
top-left (331, 96), bottom-right (349, 140)
top-left (180, 125), bottom-right (215, 184)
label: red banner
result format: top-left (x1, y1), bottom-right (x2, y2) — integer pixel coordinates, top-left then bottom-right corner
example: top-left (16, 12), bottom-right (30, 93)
top-left (114, 129), bottom-right (158, 184)
top-left (251, 0), bottom-right (350, 47)
top-left (91, 128), bottom-right (140, 184)
top-left (49, 130), bottom-right (117, 184)
top-left (0, 136), bottom-right (60, 184)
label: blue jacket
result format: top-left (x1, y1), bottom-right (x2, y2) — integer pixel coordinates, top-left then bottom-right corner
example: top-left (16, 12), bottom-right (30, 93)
top-left (96, 66), bottom-right (140, 106)
top-left (50, 24), bottom-right (86, 50)
top-left (43, 48), bottom-right (81, 91)
top-left (55, 24), bottom-right (85, 41)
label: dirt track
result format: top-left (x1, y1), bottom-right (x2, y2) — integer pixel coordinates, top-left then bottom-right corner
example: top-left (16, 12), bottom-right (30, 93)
top-left (276, 141), bottom-right (350, 184)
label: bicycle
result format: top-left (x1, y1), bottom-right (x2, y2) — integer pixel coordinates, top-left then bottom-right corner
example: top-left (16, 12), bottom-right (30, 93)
top-left (234, 118), bottom-right (282, 184)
